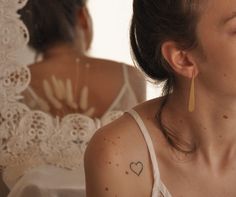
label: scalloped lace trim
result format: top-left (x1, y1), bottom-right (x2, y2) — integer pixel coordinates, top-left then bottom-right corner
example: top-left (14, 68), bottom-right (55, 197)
top-left (0, 0), bottom-right (126, 189)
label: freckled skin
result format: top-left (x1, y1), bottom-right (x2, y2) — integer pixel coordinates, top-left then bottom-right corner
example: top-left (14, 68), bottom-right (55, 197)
top-left (223, 115), bottom-right (228, 119)
top-left (103, 137), bottom-right (117, 145)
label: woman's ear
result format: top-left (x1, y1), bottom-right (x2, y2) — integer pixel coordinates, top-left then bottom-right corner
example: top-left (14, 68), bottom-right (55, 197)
top-left (76, 6), bottom-right (93, 50)
top-left (161, 41), bottom-right (199, 78)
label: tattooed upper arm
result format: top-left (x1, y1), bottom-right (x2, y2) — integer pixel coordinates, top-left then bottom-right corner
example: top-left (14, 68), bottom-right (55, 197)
top-left (84, 115), bottom-right (151, 197)
top-left (129, 161), bottom-right (144, 176)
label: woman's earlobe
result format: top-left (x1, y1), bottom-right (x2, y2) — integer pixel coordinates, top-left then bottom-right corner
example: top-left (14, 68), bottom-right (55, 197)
top-left (161, 41), bottom-right (198, 78)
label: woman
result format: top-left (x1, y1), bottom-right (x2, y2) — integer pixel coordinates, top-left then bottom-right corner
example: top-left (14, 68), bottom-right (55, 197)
top-left (20, 0), bottom-right (146, 117)
top-left (85, 0), bottom-right (236, 196)
top-left (0, 0), bottom-right (146, 196)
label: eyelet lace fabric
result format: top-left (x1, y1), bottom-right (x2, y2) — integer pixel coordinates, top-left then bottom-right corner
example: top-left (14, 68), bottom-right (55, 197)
top-left (2, 110), bottom-right (124, 188)
top-left (0, 0), bottom-right (126, 189)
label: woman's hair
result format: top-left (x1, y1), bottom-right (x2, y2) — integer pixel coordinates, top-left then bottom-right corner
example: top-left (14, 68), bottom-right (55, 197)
top-left (130, 0), bottom-right (201, 152)
top-left (19, 0), bottom-right (87, 53)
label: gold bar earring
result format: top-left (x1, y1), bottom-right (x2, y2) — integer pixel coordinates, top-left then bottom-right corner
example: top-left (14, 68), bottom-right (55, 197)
top-left (188, 70), bottom-right (195, 112)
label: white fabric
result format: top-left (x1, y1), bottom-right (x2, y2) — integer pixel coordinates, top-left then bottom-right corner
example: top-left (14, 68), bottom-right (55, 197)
top-left (0, 1), bottom-right (139, 196)
top-left (2, 110), bottom-right (124, 197)
top-left (1, 66), bottom-right (138, 197)
top-left (127, 109), bottom-right (172, 197)
top-left (7, 165), bottom-right (86, 197)
top-left (0, 0), bottom-right (32, 196)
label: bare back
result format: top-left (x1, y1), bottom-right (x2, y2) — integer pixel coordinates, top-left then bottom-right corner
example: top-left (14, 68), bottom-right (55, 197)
top-left (27, 56), bottom-right (146, 118)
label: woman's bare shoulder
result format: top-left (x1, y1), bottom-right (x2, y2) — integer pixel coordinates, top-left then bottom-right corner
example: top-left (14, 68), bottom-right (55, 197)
top-left (88, 57), bottom-right (143, 74)
top-left (84, 99), bottom-right (162, 197)
top-left (85, 57), bottom-right (124, 67)
top-left (86, 98), bottom-right (161, 155)
top-left (86, 98), bottom-right (162, 155)
top-left (86, 57), bottom-right (147, 102)
top-left (85, 112), bottom-right (144, 168)
top-left (86, 57), bottom-right (141, 76)
top-left (85, 98), bottom-right (166, 168)
top-left (85, 114), bottom-right (152, 196)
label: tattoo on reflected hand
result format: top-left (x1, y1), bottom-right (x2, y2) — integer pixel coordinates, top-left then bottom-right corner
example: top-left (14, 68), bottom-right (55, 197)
top-left (129, 161), bottom-right (143, 176)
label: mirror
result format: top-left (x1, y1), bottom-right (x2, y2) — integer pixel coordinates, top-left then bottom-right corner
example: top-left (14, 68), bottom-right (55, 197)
top-left (0, 0), bottom-right (31, 196)
top-left (0, 0), bottom-right (148, 196)
top-left (17, 0), bottom-right (147, 118)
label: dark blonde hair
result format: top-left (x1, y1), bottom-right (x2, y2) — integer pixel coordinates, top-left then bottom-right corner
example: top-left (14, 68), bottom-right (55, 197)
top-left (19, 0), bottom-right (87, 53)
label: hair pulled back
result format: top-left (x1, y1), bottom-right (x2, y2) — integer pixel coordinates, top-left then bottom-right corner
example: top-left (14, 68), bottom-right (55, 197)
top-left (130, 0), bottom-right (201, 152)
top-left (19, 0), bottom-right (87, 53)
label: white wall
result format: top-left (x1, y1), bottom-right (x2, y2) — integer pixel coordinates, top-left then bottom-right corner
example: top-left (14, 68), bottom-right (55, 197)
top-left (88, 0), bottom-right (162, 99)
top-left (88, 0), bottom-right (133, 63)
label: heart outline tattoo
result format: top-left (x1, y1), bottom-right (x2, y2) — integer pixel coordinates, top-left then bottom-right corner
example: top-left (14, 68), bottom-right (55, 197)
top-left (130, 161), bottom-right (143, 176)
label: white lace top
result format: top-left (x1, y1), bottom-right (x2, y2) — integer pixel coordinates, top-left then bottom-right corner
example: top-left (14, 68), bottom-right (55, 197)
top-left (0, 65), bottom-right (138, 195)
top-left (0, 1), bottom-right (140, 195)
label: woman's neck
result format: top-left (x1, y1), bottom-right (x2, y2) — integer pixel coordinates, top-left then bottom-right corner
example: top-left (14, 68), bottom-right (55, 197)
top-left (164, 84), bottom-right (236, 167)
top-left (43, 43), bottom-right (85, 60)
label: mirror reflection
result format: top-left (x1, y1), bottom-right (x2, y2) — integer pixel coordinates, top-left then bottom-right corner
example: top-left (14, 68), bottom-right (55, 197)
top-left (0, 0), bottom-right (147, 197)
top-left (19, 0), bottom-right (146, 118)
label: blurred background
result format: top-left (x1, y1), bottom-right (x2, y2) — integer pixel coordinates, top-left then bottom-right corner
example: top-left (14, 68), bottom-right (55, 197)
top-left (18, 0), bottom-right (163, 100)
top-left (88, 0), bottom-right (162, 100)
